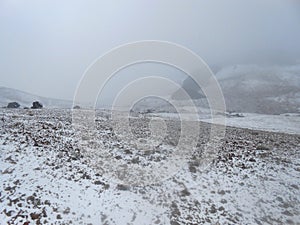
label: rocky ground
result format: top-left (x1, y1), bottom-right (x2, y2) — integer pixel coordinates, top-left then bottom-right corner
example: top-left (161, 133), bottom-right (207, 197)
top-left (0, 109), bottom-right (300, 225)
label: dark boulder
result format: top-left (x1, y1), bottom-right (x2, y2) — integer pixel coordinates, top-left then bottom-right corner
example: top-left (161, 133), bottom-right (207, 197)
top-left (31, 101), bottom-right (43, 109)
top-left (73, 105), bottom-right (81, 109)
top-left (7, 102), bottom-right (20, 108)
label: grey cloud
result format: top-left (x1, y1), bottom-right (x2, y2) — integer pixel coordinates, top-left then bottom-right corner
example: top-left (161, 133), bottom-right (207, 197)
top-left (0, 0), bottom-right (299, 100)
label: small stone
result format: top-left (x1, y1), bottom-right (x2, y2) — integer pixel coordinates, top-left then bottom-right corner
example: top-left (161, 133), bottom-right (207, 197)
top-left (63, 207), bottom-right (70, 214)
top-left (218, 190), bottom-right (226, 195)
top-left (291, 184), bottom-right (299, 190)
top-left (180, 189), bottom-right (191, 197)
top-left (218, 206), bottom-right (225, 211)
top-left (248, 158), bottom-right (256, 162)
top-left (30, 212), bottom-right (40, 220)
top-left (94, 180), bottom-right (103, 185)
top-left (116, 184), bottom-right (130, 191)
top-left (221, 199), bottom-right (227, 204)
top-left (210, 205), bottom-right (217, 214)
top-left (189, 166), bottom-right (197, 173)
top-left (282, 210), bottom-right (293, 216)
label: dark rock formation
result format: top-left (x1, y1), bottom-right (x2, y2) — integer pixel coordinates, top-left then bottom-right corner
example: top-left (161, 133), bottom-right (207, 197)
top-left (31, 101), bottom-right (43, 109)
top-left (73, 105), bottom-right (81, 109)
top-left (7, 102), bottom-right (20, 109)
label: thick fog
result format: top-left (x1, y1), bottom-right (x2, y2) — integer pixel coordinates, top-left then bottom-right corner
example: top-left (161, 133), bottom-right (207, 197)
top-left (0, 0), bottom-right (300, 100)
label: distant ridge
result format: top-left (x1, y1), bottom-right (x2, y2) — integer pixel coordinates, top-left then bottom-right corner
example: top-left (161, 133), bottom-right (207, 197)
top-left (0, 86), bottom-right (72, 108)
top-left (172, 64), bottom-right (300, 114)
top-left (217, 64), bottom-right (300, 114)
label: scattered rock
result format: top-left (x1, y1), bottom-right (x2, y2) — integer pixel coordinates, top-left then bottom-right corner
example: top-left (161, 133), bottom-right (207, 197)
top-left (180, 188), bottom-right (191, 197)
top-left (218, 190), bottom-right (226, 195)
top-left (248, 157), bottom-right (256, 162)
top-left (31, 101), bottom-right (43, 109)
top-left (116, 184), bottom-right (130, 191)
top-left (94, 180), bottom-right (104, 185)
top-left (30, 212), bottom-right (40, 220)
top-left (209, 205), bottom-right (217, 214)
top-left (256, 145), bottom-right (270, 150)
top-left (7, 102), bottom-right (20, 109)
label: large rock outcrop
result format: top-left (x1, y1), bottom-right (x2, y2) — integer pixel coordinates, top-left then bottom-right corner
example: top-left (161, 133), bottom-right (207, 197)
top-left (7, 102), bottom-right (20, 109)
top-left (31, 101), bottom-right (43, 109)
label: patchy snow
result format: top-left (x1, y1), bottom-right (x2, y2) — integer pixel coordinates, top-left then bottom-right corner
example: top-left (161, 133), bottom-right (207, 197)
top-left (0, 109), bottom-right (300, 224)
top-left (153, 111), bottom-right (300, 135)
top-left (202, 113), bottom-right (300, 135)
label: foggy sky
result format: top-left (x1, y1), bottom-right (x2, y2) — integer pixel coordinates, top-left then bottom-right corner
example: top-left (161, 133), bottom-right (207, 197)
top-left (0, 0), bottom-right (300, 100)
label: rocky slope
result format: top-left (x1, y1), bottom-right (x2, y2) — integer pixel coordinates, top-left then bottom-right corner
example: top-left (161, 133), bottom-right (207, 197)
top-left (0, 109), bottom-right (299, 224)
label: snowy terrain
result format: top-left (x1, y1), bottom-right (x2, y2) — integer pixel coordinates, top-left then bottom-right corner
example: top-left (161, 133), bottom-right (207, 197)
top-left (151, 112), bottom-right (300, 135)
top-left (0, 109), bottom-right (299, 224)
top-left (0, 87), bottom-right (72, 109)
top-left (172, 64), bottom-right (300, 114)
top-left (202, 113), bottom-right (300, 135)
top-left (0, 65), bottom-right (300, 224)
top-left (216, 64), bottom-right (300, 114)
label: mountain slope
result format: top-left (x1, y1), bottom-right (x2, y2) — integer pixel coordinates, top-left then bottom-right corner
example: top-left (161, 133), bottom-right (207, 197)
top-left (216, 64), bottom-right (300, 114)
top-left (172, 64), bottom-right (300, 114)
top-left (0, 86), bottom-right (72, 108)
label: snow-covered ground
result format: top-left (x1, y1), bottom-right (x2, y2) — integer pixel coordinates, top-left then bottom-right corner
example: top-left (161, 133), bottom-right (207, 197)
top-left (151, 112), bottom-right (300, 135)
top-left (203, 113), bottom-right (300, 135)
top-left (0, 109), bottom-right (300, 224)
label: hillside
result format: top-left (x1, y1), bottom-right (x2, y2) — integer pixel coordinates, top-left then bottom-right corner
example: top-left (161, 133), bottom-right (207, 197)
top-left (172, 64), bottom-right (300, 114)
top-left (0, 87), bottom-right (72, 108)
top-left (217, 64), bottom-right (300, 114)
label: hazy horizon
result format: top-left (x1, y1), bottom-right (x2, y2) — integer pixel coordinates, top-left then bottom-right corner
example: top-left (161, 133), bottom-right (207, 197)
top-left (1, 0), bottom-right (300, 101)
